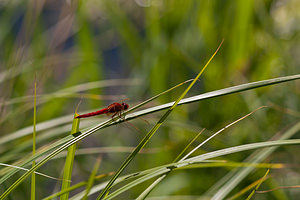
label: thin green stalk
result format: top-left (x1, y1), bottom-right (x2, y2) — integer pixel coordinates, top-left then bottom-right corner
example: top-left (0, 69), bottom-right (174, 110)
top-left (82, 157), bottom-right (102, 200)
top-left (136, 129), bottom-right (204, 200)
top-left (60, 115), bottom-right (80, 200)
top-left (42, 172), bottom-right (113, 200)
top-left (97, 40), bottom-right (224, 199)
top-left (137, 106), bottom-right (264, 199)
top-left (211, 175), bottom-right (270, 200)
top-left (102, 139), bottom-right (300, 200)
top-left (246, 169), bottom-right (270, 200)
top-left (2, 73), bottom-right (300, 199)
top-left (0, 78), bottom-right (192, 148)
top-left (31, 80), bottom-right (37, 200)
top-left (174, 129), bottom-right (205, 162)
top-left (208, 120), bottom-right (300, 200)
top-left (0, 163), bottom-right (71, 181)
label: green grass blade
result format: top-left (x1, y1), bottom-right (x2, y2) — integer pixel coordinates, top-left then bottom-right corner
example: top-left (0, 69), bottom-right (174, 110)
top-left (43, 182), bottom-right (88, 200)
top-left (2, 42), bottom-right (299, 199)
top-left (208, 120), bottom-right (300, 200)
top-left (42, 171), bottom-right (112, 200)
top-left (60, 115), bottom-right (80, 200)
top-left (136, 129), bottom-right (205, 200)
top-left (125, 74), bottom-right (300, 120)
top-left (0, 135), bottom-right (73, 185)
top-left (227, 176), bottom-right (270, 200)
top-left (1, 73), bottom-right (299, 147)
top-left (174, 129), bottom-right (204, 162)
top-left (183, 140), bottom-right (300, 165)
top-left (96, 40), bottom-right (224, 200)
top-left (1, 72), bottom-right (299, 198)
top-left (31, 80), bottom-right (37, 200)
top-left (136, 175), bottom-right (167, 200)
top-left (100, 139), bottom-right (300, 200)
top-left (125, 79), bottom-right (194, 115)
top-left (246, 169), bottom-right (269, 200)
top-left (82, 157), bottom-right (102, 200)
top-left (0, 163), bottom-right (70, 181)
top-left (0, 118), bottom-right (113, 200)
top-left (0, 78), bottom-right (190, 148)
top-left (180, 106), bottom-right (266, 161)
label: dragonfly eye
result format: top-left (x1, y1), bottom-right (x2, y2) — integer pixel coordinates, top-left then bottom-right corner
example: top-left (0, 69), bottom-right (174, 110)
top-left (122, 103), bottom-right (129, 110)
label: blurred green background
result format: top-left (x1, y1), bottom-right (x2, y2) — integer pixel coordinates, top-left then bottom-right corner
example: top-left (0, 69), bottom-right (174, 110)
top-left (0, 0), bottom-right (300, 199)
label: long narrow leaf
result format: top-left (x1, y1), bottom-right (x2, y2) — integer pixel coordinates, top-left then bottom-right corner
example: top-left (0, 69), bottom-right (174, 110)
top-left (75, 139), bottom-right (300, 200)
top-left (208, 120), bottom-right (300, 200)
top-left (1, 74), bottom-right (300, 146)
top-left (104, 139), bottom-right (300, 200)
top-left (82, 157), bottom-right (102, 200)
top-left (31, 80), bottom-right (37, 200)
top-left (96, 40), bottom-right (224, 199)
top-left (137, 129), bottom-right (205, 200)
top-left (1, 73), bottom-right (300, 199)
top-left (126, 74), bottom-right (300, 120)
top-left (60, 115), bottom-right (80, 200)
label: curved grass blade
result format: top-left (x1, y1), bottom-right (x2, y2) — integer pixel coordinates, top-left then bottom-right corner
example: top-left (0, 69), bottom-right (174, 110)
top-left (82, 157), bottom-right (102, 200)
top-left (1, 74), bottom-right (299, 198)
top-left (0, 78), bottom-right (192, 147)
top-left (1, 73), bottom-right (300, 146)
top-left (96, 40), bottom-right (224, 200)
top-left (125, 79), bottom-right (194, 115)
top-left (0, 115), bottom-right (71, 146)
top-left (227, 175), bottom-right (271, 200)
top-left (42, 171), bottom-right (113, 200)
top-left (208, 120), bottom-right (300, 200)
top-left (125, 74), bottom-right (300, 120)
top-left (93, 139), bottom-right (300, 200)
top-left (0, 135), bottom-right (73, 185)
top-left (180, 106), bottom-right (267, 161)
top-left (0, 163), bottom-right (68, 182)
top-left (137, 106), bottom-right (266, 200)
top-left (0, 117), bottom-right (115, 199)
top-left (137, 129), bottom-right (205, 200)
top-left (246, 169), bottom-right (269, 200)
top-left (0, 74), bottom-right (300, 197)
top-left (0, 78), bottom-right (192, 178)
top-left (0, 78), bottom-right (140, 125)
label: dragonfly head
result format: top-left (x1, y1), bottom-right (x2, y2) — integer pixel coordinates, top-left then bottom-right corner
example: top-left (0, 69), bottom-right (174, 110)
top-left (122, 103), bottom-right (129, 110)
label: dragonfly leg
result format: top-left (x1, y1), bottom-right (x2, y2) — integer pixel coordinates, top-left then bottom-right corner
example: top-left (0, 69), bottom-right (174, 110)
top-left (111, 113), bottom-right (117, 121)
top-left (119, 111), bottom-right (127, 120)
top-left (111, 111), bottom-right (121, 120)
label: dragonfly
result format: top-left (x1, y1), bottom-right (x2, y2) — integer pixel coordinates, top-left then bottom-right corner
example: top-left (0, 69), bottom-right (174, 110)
top-left (75, 102), bottom-right (129, 119)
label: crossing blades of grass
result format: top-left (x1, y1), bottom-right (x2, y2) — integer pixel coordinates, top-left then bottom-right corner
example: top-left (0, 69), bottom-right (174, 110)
top-left (125, 74), bottom-right (300, 120)
top-left (246, 169), bottom-right (270, 200)
top-left (136, 129), bottom-right (205, 200)
top-left (136, 106), bottom-right (266, 200)
top-left (228, 174), bottom-right (270, 200)
top-left (207, 120), bottom-right (300, 200)
top-left (42, 171), bottom-right (113, 200)
top-left (0, 78), bottom-right (194, 199)
top-left (96, 40), bottom-right (224, 200)
top-left (86, 139), bottom-right (300, 200)
top-left (1, 73), bottom-right (300, 199)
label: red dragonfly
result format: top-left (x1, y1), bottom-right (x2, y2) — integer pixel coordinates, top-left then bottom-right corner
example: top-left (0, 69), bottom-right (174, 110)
top-left (75, 102), bottom-right (129, 119)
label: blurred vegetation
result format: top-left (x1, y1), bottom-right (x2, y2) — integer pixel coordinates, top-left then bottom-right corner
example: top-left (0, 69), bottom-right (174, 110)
top-left (0, 0), bottom-right (300, 199)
